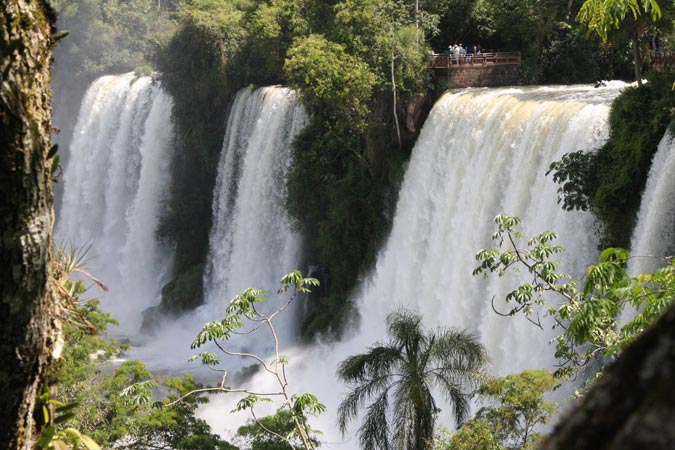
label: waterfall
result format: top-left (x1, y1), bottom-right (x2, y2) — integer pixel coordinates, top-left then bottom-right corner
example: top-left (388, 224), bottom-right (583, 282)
top-left (129, 86), bottom-right (308, 371)
top-left (352, 86), bottom-right (621, 375)
top-left (203, 86), bottom-right (308, 347)
top-left (57, 73), bottom-right (175, 334)
top-left (198, 84), bottom-right (628, 445)
top-left (629, 127), bottom-right (675, 275)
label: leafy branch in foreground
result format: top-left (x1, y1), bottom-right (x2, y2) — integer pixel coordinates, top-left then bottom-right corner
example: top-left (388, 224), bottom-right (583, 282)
top-left (171, 270), bottom-right (323, 450)
top-left (474, 214), bottom-right (675, 379)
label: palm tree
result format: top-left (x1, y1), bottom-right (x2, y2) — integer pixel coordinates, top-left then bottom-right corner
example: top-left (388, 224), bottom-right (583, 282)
top-left (337, 310), bottom-right (487, 450)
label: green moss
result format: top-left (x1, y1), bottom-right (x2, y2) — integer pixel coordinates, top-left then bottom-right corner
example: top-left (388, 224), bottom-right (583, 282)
top-left (550, 71), bottom-right (675, 248)
top-left (159, 263), bottom-right (205, 315)
top-left (133, 65), bottom-right (153, 77)
top-left (287, 92), bottom-right (418, 340)
top-left (142, 263), bottom-right (205, 332)
top-left (591, 73), bottom-right (675, 247)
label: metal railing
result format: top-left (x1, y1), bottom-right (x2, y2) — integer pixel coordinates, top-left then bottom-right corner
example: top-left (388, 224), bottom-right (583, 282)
top-left (430, 52), bottom-right (522, 68)
top-left (649, 49), bottom-right (675, 69)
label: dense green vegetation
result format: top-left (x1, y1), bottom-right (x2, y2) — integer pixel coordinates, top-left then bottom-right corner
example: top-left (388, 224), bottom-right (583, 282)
top-left (437, 370), bottom-right (558, 450)
top-left (550, 72), bottom-right (675, 247)
top-left (236, 410), bottom-right (321, 450)
top-left (151, 0), bottom-right (248, 321)
top-left (52, 286), bottom-right (234, 450)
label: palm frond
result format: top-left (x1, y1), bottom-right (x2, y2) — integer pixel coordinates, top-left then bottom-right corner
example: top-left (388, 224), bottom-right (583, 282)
top-left (431, 328), bottom-right (487, 372)
top-left (359, 388), bottom-right (391, 450)
top-left (337, 372), bottom-right (395, 434)
top-left (338, 345), bottom-right (401, 381)
top-left (337, 309), bottom-right (488, 450)
top-left (432, 373), bottom-right (472, 424)
top-left (387, 310), bottom-right (425, 349)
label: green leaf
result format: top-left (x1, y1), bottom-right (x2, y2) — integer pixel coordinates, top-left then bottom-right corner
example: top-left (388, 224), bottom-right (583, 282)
top-left (47, 144), bottom-right (59, 159)
top-left (79, 434), bottom-right (101, 450)
top-left (37, 425), bottom-right (56, 448)
top-left (54, 411), bottom-right (76, 424)
top-left (231, 394), bottom-right (272, 412)
top-left (51, 155), bottom-right (60, 174)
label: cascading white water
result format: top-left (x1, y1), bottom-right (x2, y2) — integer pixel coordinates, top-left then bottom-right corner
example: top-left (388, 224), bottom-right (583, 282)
top-left (203, 86), bottom-right (308, 347)
top-left (629, 127), bottom-right (675, 275)
top-left (57, 73), bottom-right (175, 334)
top-left (133, 86), bottom-right (309, 371)
top-left (198, 84), bottom-right (629, 446)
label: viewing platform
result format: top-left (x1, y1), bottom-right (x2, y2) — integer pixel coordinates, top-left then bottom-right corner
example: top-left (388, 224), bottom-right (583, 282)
top-left (649, 49), bottom-right (675, 70)
top-left (430, 51), bottom-right (522, 88)
top-left (430, 52), bottom-right (522, 68)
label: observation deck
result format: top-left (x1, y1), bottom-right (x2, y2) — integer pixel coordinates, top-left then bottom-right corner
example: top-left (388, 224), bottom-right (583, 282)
top-left (649, 49), bottom-right (675, 71)
top-left (430, 51), bottom-right (522, 88)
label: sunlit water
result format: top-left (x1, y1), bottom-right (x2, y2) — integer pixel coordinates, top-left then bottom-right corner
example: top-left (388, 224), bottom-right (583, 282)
top-left (57, 73), bottom-right (175, 334)
top-left (628, 126), bottom-right (675, 275)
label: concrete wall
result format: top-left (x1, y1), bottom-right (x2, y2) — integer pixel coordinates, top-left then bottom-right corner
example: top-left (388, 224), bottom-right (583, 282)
top-left (441, 64), bottom-right (521, 88)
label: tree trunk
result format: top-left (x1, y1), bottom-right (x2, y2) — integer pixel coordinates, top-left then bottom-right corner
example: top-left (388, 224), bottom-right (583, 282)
top-left (540, 303), bottom-right (675, 450)
top-left (633, 27), bottom-right (643, 86)
top-left (0, 0), bottom-right (56, 448)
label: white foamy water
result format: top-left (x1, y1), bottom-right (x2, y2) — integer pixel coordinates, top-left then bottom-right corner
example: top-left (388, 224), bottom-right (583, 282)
top-left (198, 84), bottom-right (628, 447)
top-left (629, 126), bottom-right (675, 275)
top-left (130, 86), bottom-right (308, 371)
top-left (57, 73), bottom-right (175, 334)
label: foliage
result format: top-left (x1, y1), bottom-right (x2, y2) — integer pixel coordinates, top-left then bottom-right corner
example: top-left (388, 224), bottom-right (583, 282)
top-left (152, 0), bottom-right (249, 315)
top-left (184, 271), bottom-right (324, 450)
top-left (472, 370), bottom-right (558, 450)
top-left (577, 0), bottom-right (662, 43)
top-left (56, 299), bottom-right (232, 450)
top-left (540, 23), bottom-right (633, 84)
top-left (285, 34), bottom-right (377, 133)
top-left (548, 76), bottom-right (675, 247)
top-left (155, 262), bottom-right (205, 316)
top-left (435, 421), bottom-right (504, 450)
top-left (576, 0), bottom-right (675, 84)
top-left (337, 310), bottom-right (487, 450)
top-left (50, 0), bottom-right (175, 80)
top-left (279, 1), bottom-right (434, 341)
top-left (474, 214), bottom-right (675, 380)
top-left (285, 121), bottom-right (390, 340)
top-left (134, 65), bottom-right (154, 77)
top-left (236, 410), bottom-right (321, 450)
top-left (425, 0), bottom-right (494, 52)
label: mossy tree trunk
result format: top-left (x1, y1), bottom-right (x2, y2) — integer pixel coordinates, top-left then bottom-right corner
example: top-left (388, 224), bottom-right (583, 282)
top-left (540, 303), bottom-right (675, 450)
top-left (0, 0), bottom-right (56, 448)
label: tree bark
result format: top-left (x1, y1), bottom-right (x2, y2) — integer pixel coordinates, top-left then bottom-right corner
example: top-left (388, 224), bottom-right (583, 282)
top-left (633, 27), bottom-right (643, 86)
top-left (540, 303), bottom-right (675, 450)
top-left (0, 0), bottom-right (56, 448)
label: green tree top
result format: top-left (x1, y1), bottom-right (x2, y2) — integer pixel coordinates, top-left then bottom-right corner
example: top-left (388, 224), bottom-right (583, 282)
top-left (337, 310), bottom-right (488, 450)
top-left (285, 34), bottom-right (377, 132)
top-left (577, 0), bottom-right (662, 42)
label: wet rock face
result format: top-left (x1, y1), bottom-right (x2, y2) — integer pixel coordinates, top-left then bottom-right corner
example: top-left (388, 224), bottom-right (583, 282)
top-left (405, 93), bottom-right (430, 134)
top-left (541, 304), bottom-right (675, 450)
